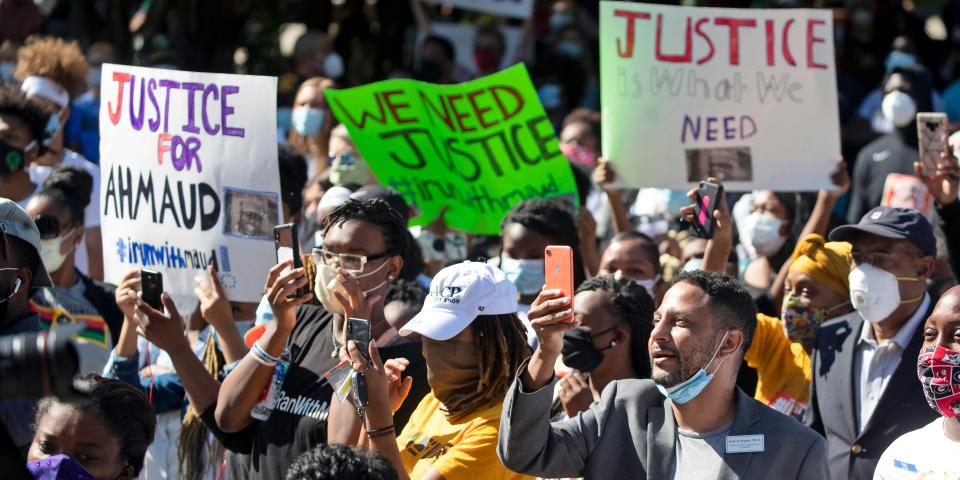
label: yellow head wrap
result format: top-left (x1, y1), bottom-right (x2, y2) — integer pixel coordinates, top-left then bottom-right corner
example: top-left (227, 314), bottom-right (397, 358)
top-left (789, 234), bottom-right (852, 296)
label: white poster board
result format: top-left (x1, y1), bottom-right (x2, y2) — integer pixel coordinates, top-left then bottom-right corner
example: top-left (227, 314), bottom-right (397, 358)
top-left (599, 1), bottom-right (840, 191)
top-left (422, 0), bottom-right (533, 19)
top-left (99, 64), bottom-right (281, 307)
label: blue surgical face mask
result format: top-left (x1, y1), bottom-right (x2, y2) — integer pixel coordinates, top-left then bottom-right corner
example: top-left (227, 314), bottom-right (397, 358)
top-left (292, 107), bottom-right (324, 137)
top-left (681, 258), bottom-right (703, 272)
top-left (556, 40), bottom-right (584, 59)
top-left (0, 62), bottom-right (15, 83)
top-left (655, 331), bottom-right (729, 404)
top-left (884, 51), bottom-right (916, 72)
top-left (497, 254), bottom-right (545, 296)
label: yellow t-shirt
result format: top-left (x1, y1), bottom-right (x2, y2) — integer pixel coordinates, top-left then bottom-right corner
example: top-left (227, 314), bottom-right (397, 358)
top-left (743, 314), bottom-right (812, 418)
top-left (396, 392), bottom-right (531, 480)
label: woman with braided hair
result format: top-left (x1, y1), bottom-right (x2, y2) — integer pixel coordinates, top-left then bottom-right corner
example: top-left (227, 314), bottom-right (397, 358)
top-left (335, 261), bottom-right (532, 480)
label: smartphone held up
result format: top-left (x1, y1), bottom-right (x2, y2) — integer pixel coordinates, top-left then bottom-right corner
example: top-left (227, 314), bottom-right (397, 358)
top-left (917, 112), bottom-right (948, 176)
top-left (274, 223), bottom-right (307, 298)
top-left (544, 245), bottom-right (575, 323)
top-left (691, 181), bottom-right (723, 240)
top-left (140, 269), bottom-right (163, 310)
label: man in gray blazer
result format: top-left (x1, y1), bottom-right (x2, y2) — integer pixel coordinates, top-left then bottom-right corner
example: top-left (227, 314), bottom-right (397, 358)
top-left (498, 270), bottom-right (827, 479)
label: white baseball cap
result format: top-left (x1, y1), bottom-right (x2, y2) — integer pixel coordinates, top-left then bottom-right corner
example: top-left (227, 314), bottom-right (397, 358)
top-left (400, 261), bottom-right (518, 341)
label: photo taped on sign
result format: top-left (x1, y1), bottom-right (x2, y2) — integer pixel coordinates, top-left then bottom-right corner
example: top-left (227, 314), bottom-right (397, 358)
top-left (222, 187), bottom-right (280, 241)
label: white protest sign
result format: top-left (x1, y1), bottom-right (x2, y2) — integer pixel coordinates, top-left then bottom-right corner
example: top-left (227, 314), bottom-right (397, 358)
top-left (99, 64), bottom-right (281, 306)
top-left (599, 1), bottom-right (839, 191)
top-left (422, 0), bottom-right (533, 19)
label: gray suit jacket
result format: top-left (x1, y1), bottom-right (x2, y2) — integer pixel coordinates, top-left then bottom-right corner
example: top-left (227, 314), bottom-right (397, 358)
top-left (497, 374), bottom-right (828, 479)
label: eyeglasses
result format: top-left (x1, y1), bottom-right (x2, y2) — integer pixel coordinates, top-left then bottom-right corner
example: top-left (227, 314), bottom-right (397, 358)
top-left (312, 248), bottom-right (389, 273)
top-left (850, 250), bottom-right (920, 270)
top-left (33, 215), bottom-right (74, 239)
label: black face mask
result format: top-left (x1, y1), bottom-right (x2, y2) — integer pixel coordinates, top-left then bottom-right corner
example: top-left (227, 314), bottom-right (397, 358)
top-left (0, 138), bottom-right (27, 176)
top-left (561, 326), bottom-right (617, 373)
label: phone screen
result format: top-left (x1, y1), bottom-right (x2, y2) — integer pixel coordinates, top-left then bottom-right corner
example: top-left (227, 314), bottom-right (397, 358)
top-left (347, 318), bottom-right (371, 361)
top-left (141, 269), bottom-right (163, 310)
top-left (275, 225), bottom-right (294, 264)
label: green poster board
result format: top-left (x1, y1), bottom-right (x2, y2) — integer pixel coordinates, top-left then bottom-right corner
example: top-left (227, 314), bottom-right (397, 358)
top-left (325, 64), bottom-right (578, 235)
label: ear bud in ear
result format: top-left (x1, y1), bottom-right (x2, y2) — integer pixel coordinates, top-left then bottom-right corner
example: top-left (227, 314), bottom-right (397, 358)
top-left (611, 341), bottom-right (617, 347)
top-left (12, 278), bottom-right (20, 295)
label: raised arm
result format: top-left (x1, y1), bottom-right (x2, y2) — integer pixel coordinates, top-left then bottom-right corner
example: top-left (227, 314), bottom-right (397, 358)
top-left (195, 265), bottom-right (247, 364)
top-left (133, 292), bottom-right (220, 414)
top-left (919, 151), bottom-right (960, 278)
top-left (677, 178), bottom-right (732, 274)
top-left (592, 159), bottom-right (631, 235)
top-left (215, 261), bottom-right (313, 432)
top-left (409, 0), bottom-right (431, 36)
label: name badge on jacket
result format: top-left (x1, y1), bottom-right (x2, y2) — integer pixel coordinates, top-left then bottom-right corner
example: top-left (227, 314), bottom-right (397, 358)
top-left (725, 434), bottom-right (764, 454)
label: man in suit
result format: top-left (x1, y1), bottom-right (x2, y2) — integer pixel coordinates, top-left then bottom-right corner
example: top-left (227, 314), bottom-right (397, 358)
top-left (498, 270), bottom-right (827, 479)
top-left (807, 206), bottom-right (940, 479)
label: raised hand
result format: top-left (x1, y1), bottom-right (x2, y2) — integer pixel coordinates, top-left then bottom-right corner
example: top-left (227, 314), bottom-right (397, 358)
top-left (592, 158), bottom-right (618, 190)
top-left (915, 151), bottom-right (960, 206)
top-left (115, 269), bottom-right (141, 320)
top-left (528, 288), bottom-right (577, 356)
top-left (264, 260), bottom-right (314, 333)
top-left (133, 292), bottom-right (189, 355)
top-left (333, 267), bottom-right (382, 322)
top-left (383, 358), bottom-right (413, 413)
top-left (558, 371), bottom-right (594, 417)
top-left (196, 265), bottom-right (233, 329)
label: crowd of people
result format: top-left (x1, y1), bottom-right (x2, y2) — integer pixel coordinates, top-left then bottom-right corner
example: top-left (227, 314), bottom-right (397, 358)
top-left (2, 0), bottom-right (960, 479)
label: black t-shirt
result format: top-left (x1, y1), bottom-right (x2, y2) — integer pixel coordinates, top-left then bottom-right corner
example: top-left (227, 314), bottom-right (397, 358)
top-left (847, 131), bottom-right (919, 223)
top-left (379, 340), bottom-right (430, 432)
top-left (249, 304), bottom-right (338, 480)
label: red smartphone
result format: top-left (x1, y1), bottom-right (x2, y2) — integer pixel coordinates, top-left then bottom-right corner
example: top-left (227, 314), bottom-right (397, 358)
top-left (545, 245), bottom-right (574, 322)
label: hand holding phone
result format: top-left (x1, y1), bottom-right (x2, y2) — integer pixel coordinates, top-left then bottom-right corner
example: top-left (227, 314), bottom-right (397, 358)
top-left (274, 223), bottom-right (306, 298)
top-left (691, 181), bottom-right (723, 240)
top-left (140, 269), bottom-right (163, 310)
top-left (545, 246), bottom-right (574, 322)
top-left (347, 317), bottom-right (371, 363)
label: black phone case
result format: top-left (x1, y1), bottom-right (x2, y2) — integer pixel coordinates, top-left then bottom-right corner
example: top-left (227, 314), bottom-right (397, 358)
top-left (141, 270), bottom-right (163, 310)
top-left (273, 223), bottom-right (306, 297)
top-left (347, 318), bottom-right (371, 362)
top-left (693, 183), bottom-right (723, 240)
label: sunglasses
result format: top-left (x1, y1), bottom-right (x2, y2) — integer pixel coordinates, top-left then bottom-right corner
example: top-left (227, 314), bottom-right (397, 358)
top-left (33, 215), bottom-right (75, 239)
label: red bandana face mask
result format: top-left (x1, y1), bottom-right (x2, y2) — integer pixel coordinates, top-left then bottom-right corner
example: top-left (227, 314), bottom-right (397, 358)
top-left (917, 344), bottom-right (960, 418)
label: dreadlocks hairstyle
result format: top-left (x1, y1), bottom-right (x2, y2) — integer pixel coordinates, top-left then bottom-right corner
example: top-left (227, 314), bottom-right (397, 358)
top-left (384, 278), bottom-right (428, 307)
top-left (15, 36), bottom-right (89, 97)
top-left (575, 275), bottom-right (655, 378)
top-left (178, 332), bottom-right (226, 480)
top-left (443, 313), bottom-right (529, 422)
top-left (0, 82), bottom-right (49, 143)
top-left (36, 374), bottom-right (156, 476)
top-left (321, 198), bottom-right (408, 258)
top-left (501, 198), bottom-right (586, 286)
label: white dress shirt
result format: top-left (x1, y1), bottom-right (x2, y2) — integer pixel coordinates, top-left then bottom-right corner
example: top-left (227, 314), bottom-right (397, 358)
top-left (853, 293), bottom-right (929, 433)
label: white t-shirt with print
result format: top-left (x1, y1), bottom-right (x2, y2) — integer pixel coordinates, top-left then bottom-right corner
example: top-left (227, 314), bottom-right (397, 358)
top-left (874, 417), bottom-right (960, 480)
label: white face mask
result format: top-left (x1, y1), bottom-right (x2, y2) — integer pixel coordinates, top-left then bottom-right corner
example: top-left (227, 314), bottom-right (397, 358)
top-left (313, 258), bottom-right (391, 316)
top-left (881, 90), bottom-right (917, 128)
top-left (848, 262), bottom-right (921, 323)
top-left (635, 275), bottom-right (660, 299)
top-left (743, 212), bottom-right (787, 258)
top-left (39, 232), bottom-right (76, 273)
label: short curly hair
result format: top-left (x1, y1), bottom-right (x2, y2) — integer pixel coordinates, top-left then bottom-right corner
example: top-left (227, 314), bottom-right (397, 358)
top-left (0, 82), bottom-right (50, 143)
top-left (15, 35), bottom-right (89, 97)
top-left (284, 444), bottom-right (397, 480)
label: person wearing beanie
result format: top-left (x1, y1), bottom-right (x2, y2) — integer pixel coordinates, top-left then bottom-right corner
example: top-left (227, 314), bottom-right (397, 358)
top-left (744, 234), bottom-right (857, 420)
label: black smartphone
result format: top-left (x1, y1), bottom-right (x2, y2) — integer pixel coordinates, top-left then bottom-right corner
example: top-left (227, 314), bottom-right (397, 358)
top-left (274, 223), bottom-right (305, 297)
top-left (347, 317), bottom-right (371, 362)
top-left (692, 181), bottom-right (723, 240)
top-left (140, 269), bottom-right (163, 310)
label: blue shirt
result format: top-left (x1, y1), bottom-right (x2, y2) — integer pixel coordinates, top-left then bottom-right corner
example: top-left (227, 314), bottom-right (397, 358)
top-left (64, 92), bottom-right (101, 164)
